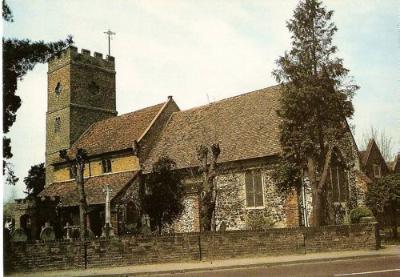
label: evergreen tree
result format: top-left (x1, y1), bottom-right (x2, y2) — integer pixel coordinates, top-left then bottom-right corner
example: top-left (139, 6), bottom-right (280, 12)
top-left (23, 163), bottom-right (45, 198)
top-left (366, 173), bottom-right (400, 239)
top-left (272, 0), bottom-right (358, 226)
top-left (2, 0), bottom-right (73, 184)
top-left (142, 156), bottom-right (184, 234)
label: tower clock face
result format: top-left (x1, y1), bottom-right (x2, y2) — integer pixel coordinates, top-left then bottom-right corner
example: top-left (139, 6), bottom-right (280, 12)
top-left (88, 81), bottom-right (100, 95)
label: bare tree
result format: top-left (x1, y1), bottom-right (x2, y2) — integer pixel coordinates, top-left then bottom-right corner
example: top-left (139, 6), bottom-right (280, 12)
top-left (60, 148), bottom-right (88, 241)
top-left (197, 143), bottom-right (220, 232)
top-left (361, 126), bottom-right (394, 161)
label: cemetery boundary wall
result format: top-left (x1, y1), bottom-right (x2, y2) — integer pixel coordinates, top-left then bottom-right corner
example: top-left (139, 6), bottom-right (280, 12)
top-left (6, 223), bottom-right (379, 272)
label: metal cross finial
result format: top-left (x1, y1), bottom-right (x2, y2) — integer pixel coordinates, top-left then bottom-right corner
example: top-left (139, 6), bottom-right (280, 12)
top-left (104, 29), bottom-right (116, 56)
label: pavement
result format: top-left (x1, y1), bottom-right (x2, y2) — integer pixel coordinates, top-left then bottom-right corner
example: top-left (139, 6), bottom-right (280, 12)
top-left (8, 245), bottom-right (400, 277)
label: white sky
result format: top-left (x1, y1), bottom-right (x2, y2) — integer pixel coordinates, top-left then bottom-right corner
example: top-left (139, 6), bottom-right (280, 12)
top-left (2, 0), bottom-right (399, 201)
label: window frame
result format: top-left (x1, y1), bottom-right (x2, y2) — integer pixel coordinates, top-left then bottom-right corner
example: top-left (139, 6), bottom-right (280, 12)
top-left (373, 164), bottom-right (381, 178)
top-left (244, 170), bottom-right (265, 209)
top-left (329, 164), bottom-right (349, 203)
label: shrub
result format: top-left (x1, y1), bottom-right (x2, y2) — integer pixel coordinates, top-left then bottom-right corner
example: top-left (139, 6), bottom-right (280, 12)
top-left (246, 213), bottom-right (274, 231)
top-left (350, 207), bottom-right (373, 224)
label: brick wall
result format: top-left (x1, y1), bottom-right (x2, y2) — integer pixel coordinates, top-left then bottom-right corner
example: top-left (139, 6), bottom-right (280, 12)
top-left (303, 224), bottom-right (378, 253)
top-left (6, 223), bottom-right (378, 273)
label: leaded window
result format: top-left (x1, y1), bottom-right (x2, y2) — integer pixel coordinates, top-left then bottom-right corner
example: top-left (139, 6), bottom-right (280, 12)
top-left (373, 164), bottom-right (381, 178)
top-left (102, 159), bottom-right (112, 173)
top-left (329, 154), bottom-right (348, 203)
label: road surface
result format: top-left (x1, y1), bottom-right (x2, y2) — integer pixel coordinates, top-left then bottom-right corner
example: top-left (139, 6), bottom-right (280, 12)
top-left (154, 256), bottom-right (400, 277)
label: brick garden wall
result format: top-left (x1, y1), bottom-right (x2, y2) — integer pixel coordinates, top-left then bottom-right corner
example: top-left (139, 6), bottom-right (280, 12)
top-left (6, 223), bottom-right (378, 273)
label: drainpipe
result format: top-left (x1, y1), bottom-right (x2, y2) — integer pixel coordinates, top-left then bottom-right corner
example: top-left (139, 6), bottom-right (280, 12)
top-left (301, 169), bottom-right (308, 227)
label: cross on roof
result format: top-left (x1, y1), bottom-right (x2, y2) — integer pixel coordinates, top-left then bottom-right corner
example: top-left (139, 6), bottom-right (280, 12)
top-left (104, 29), bottom-right (116, 57)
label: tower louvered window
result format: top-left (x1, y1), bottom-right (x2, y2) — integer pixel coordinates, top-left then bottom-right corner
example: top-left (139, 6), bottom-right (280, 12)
top-left (55, 82), bottom-right (62, 95)
top-left (245, 170), bottom-right (264, 208)
top-left (54, 117), bottom-right (61, 133)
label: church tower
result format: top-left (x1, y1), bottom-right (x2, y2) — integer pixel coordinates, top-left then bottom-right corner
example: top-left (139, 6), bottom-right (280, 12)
top-left (45, 46), bottom-right (117, 185)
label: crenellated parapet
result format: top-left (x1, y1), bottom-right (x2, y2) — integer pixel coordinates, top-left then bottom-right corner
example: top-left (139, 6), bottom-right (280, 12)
top-left (48, 46), bottom-right (115, 72)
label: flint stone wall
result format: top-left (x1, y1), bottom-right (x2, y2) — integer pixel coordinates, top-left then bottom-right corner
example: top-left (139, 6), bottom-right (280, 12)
top-left (173, 168), bottom-right (298, 233)
top-left (7, 223), bottom-right (378, 272)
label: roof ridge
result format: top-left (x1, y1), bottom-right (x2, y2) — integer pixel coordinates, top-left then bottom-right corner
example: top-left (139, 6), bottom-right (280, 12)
top-left (88, 101), bottom-right (166, 128)
top-left (70, 101), bottom-right (166, 152)
top-left (362, 139), bottom-right (375, 165)
top-left (116, 101), bottom-right (166, 118)
top-left (138, 98), bottom-right (178, 142)
top-left (177, 85), bottom-right (280, 114)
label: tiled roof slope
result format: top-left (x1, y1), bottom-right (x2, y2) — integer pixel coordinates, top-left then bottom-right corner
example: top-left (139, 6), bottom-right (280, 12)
top-left (71, 102), bottom-right (166, 156)
top-left (354, 169), bottom-right (372, 184)
top-left (359, 150), bottom-right (366, 165)
top-left (388, 154), bottom-right (400, 173)
top-left (143, 86), bottom-right (282, 171)
top-left (360, 139), bottom-right (375, 166)
top-left (39, 171), bottom-right (138, 207)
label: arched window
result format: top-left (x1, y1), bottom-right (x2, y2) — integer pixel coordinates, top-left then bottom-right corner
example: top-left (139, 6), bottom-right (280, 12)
top-left (88, 81), bottom-right (100, 95)
top-left (125, 201), bottom-right (139, 234)
top-left (55, 82), bottom-right (62, 95)
top-left (126, 202), bottom-right (139, 224)
top-left (329, 152), bottom-right (348, 203)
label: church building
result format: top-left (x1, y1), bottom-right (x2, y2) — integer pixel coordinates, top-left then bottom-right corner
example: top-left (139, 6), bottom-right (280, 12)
top-left (39, 46), bottom-right (366, 236)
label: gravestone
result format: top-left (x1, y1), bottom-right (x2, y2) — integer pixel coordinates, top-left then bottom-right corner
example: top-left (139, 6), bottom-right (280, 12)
top-left (140, 225), bottom-right (152, 235)
top-left (40, 223), bottom-right (55, 241)
top-left (11, 228), bottom-right (27, 242)
top-left (360, 216), bottom-right (375, 223)
top-left (64, 222), bottom-right (72, 240)
top-left (219, 221), bottom-right (227, 232)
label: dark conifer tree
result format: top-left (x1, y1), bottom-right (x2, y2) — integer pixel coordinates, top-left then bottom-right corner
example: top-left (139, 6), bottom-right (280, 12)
top-left (272, 0), bottom-right (358, 226)
top-left (2, 0), bottom-right (73, 184)
top-left (24, 163), bottom-right (45, 198)
top-left (142, 156), bottom-right (184, 234)
top-left (366, 173), bottom-right (400, 239)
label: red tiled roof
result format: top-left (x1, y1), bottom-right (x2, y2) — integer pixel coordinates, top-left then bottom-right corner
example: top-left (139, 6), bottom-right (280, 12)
top-left (39, 171), bottom-right (138, 207)
top-left (359, 150), bottom-right (366, 164)
top-left (354, 169), bottom-right (372, 185)
top-left (386, 161), bottom-right (395, 171)
top-left (143, 86), bottom-right (282, 171)
top-left (71, 102), bottom-right (166, 156)
top-left (388, 154), bottom-right (400, 172)
top-left (360, 139), bottom-right (375, 166)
